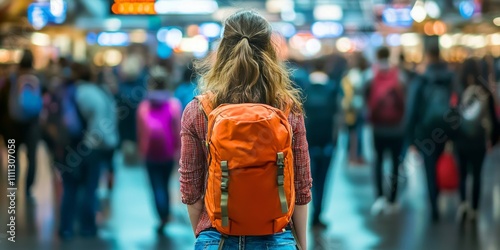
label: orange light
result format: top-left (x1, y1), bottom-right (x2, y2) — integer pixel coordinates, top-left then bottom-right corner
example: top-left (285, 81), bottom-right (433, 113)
top-left (114, 1), bottom-right (157, 15)
top-left (128, 3), bottom-right (134, 13)
top-left (173, 47), bottom-right (182, 53)
top-left (424, 22), bottom-right (434, 36)
top-left (121, 3), bottom-right (128, 14)
top-left (112, 3), bottom-right (120, 14)
top-left (147, 3), bottom-right (155, 14)
top-left (187, 25), bottom-right (199, 37)
top-left (433, 21), bottom-right (446, 35)
top-left (137, 3), bottom-right (144, 14)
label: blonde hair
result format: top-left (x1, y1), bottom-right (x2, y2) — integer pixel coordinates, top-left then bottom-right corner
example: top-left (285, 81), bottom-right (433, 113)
top-left (195, 10), bottom-right (302, 114)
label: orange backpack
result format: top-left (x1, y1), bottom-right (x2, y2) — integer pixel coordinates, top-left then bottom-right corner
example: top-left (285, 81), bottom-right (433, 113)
top-left (196, 94), bottom-right (295, 236)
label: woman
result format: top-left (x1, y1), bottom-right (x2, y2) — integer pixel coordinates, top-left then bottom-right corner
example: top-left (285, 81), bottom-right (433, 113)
top-left (137, 65), bottom-right (181, 234)
top-left (179, 10), bottom-right (311, 249)
top-left (455, 58), bottom-right (499, 223)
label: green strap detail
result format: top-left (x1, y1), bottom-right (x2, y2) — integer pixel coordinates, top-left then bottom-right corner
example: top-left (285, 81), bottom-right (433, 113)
top-left (276, 152), bottom-right (288, 213)
top-left (218, 235), bottom-right (226, 250)
top-left (220, 161), bottom-right (229, 227)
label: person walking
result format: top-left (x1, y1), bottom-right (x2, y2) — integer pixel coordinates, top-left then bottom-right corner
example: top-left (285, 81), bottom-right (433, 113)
top-left (454, 58), bottom-right (500, 223)
top-left (406, 46), bottom-right (455, 222)
top-left (179, 10), bottom-right (312, 250)
top-left (137, 66), bottom-right (182, 234)
top-left (304, 63), bottom-right (338, 229)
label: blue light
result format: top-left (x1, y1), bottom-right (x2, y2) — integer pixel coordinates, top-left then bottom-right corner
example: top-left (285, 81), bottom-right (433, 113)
top-left (157, 43), bottom-right (172, 59)
top-left (97, 32), bottom-right (130, 46)
top-left (272, 22), bottom-right (296, 38)
top-left (311, 22), bottom-right (343, 38)
top-left (370, 33), bottom-right (384, 47)
top-left (156, 28), bottom-right (169, 43)
top-left (386, 34), bottom-right (401, 47)
top-left (28, 4), bottom-right (49, 30)
top-left (281, 23), bottom-right (296, 38)
top-left (200, 23), bottom-right (221, 38)
top-left (86, 32), bottom-right (97, 45)
top-left (28, 1), bottom-right (67, 29)
top-left (459, 1), bottom-right (474, 19)
top-left (382, 7), bottom-right (413, 27)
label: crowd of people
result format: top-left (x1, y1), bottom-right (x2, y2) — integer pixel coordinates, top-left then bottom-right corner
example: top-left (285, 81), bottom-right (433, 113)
top-left (301, 45), bottom-right (500, 226)
top-left (0, 11), bottom-right (499, 248)
top-left (0, 46), bottom-right (193, 239)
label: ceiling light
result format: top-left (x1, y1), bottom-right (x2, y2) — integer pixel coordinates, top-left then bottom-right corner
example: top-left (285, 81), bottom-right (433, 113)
top-left (410, 1), bottom-right (427, 23)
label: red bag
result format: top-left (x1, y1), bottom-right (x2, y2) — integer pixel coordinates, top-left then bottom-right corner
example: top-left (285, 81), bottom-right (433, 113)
top-left (436, 142), bottom-right (459, 191)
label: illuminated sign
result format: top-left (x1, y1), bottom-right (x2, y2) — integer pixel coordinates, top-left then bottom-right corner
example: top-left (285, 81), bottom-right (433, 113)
top-left (382, 6), bottom-right (413, 27)
top-left (27, 1), bottom-right (67, 30)
top-left (111, 0), bottom-right (218, 15)
top-left (111, 0), bottom-right (156, 15)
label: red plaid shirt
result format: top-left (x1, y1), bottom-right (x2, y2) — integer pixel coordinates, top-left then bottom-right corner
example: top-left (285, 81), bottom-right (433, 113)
top-left (179, 99), bottom-right (312, 236)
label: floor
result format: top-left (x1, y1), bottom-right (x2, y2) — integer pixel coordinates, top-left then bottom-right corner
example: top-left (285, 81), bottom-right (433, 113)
top-left (0, 129), bottom-right (499, 250)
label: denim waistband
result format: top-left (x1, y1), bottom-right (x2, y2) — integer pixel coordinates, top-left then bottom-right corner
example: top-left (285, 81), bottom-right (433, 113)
top-left (202, 224), bottom-right (293, 235)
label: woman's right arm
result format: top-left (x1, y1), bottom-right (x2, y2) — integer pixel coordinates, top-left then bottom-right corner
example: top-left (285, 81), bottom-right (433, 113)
top-left (187, 199), bottom-right (204, 233)
top-left (179, 100), bottom-right (207, 235)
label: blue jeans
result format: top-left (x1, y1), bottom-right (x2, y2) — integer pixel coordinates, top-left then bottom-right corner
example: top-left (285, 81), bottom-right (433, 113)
top-left (195, 229), bottom-right (298, 250)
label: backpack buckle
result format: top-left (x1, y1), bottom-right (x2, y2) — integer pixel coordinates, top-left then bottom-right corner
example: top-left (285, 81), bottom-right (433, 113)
top-left (277, 152), bottom-right (284, 167)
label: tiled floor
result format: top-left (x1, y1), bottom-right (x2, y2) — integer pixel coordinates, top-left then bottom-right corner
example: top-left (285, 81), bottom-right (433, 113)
top-left (0, 129), bottom-right (499, 250)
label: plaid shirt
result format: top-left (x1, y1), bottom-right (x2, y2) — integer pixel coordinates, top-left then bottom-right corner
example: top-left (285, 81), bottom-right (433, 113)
top-left (179, 99), bottom-right (312, 236)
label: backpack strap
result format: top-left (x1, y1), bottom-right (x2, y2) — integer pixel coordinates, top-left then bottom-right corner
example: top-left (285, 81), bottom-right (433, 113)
top-left (276, 152), bottom-right (288, 213)
top-left (220, 160), bottom-right (229, 228)
top-left (195, 92), bottom-right (214, 118)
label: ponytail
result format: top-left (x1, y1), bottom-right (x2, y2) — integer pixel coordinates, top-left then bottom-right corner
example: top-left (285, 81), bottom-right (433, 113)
top-left (195, 10), bottom-right (303, 114)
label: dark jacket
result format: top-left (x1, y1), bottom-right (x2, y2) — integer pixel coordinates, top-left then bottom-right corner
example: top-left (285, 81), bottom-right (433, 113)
top-left (304, 82), bottom-right (339, 147)
top-left (405, 62), bottom-right (455, 144)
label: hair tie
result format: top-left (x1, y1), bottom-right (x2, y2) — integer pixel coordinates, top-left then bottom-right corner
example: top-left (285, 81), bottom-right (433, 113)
top-left (241, 36), bottom-right (250, 41)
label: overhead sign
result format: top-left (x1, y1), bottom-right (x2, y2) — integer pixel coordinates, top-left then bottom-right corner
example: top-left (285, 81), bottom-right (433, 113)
top-left (27, 1), bottom-right (67, 30)
top-left (382, 6), bottom-right (413, 27)
top-left (111, 0), bottom-right (156, 15)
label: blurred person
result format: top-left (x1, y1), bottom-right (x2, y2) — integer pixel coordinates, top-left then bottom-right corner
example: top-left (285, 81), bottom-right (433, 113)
top-left (58, 62), bottom-right (119, 239)
top-left (406, 46), bottom-right (455, 222)
top-left (341, 52), bottom-right (370, 165)
top-left (179, 10), bottom-right (311, 249)
top-left (304, 63), bottom-right (338, 229)
top-left (398, 53), bottom-right (417, 86)
top-left (0, 49), bottom-right (42, 196)
top-left (454, 58), bottom-right (500, 223)
top-left (115, 53), bottom-right (148, 165)
top-left (137, 65), bottom-right (181, 234)
top-left (174, 63), bottom-right (197, 111)
top-left (398, 54), bottom-right (418, 157)
top-left (324, 53), bottom-right (348, 92)
top-left (366, 47), bottom-right (406, 215)
top-left (39, 62), bottom-right (65, 159)
top-left (288, 58), bottom-right (310, 90)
